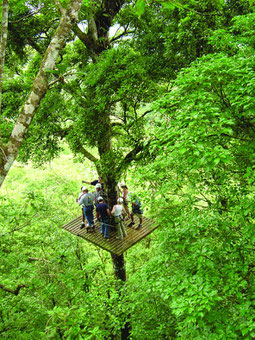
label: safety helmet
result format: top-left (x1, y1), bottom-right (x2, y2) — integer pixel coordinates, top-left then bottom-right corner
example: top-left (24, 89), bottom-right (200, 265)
top-left (95, 183), bottom-right (102, 189)
top-left (117, 197), bottom-right (123, 204)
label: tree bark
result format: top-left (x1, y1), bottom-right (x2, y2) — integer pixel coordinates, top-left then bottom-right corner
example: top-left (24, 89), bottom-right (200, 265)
top-left (73, 0), bottom-right (125, 60)
top-left (111, 253), bottom-right (131, 340)
top-left (0, 0), bottom-right (9, 114)
top-left (0, 0), bottom-right (83, 189)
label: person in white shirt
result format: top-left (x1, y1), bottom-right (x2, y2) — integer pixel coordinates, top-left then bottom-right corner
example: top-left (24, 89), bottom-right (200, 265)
top-left (111, 198), bottom-right (127, 240)
top-left (79, 189), bottom-right (95, 231)
top-left (77, 186), bottom-right (86, 229)
top-left (119, 183), bottom-right (131, 219)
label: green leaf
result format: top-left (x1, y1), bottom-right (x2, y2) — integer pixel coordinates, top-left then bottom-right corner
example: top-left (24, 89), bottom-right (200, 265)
top-left (135, 0), bottom-right (146, 16)
top-left (44, 69), bottom-right (60, 75)
top-left (161, 0), bottom-right (185, 10)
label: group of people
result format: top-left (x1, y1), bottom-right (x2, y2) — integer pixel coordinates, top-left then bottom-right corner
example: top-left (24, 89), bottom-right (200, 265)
top-left (77, 178), bottom-right (143, 240)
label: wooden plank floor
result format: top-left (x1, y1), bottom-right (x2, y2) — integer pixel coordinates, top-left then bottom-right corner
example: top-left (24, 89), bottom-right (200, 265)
top-left (62, 214), bottom-right (158, 256)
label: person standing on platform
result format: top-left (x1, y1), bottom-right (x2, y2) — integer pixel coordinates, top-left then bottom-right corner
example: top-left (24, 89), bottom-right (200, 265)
top-left (128, 195), bottom-right (143, 230)
top-left (77, 186), bottom-right (86, 229)
top-left (96, 197), bottom-right (111, 239)
top-left (119, 183), bottom-right (130, 219)
top-left (83, 177), bottom-right (104, 191)
top-left (79, 188), bottom-right (95, 231)
top-left (111, 198), bottom-right (127, 240)
top-left (94, 183), bottom-right (104, 206)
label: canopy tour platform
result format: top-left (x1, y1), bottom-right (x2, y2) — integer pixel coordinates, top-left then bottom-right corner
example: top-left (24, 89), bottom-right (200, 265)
top-left (62, 214), bottom-right (158, 256)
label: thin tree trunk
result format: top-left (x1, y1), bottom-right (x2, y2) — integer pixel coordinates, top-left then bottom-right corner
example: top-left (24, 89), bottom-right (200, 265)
top-left (0, 0), bottom-right (83, 189)
top-left (0, 0), bottom-right (9, 114)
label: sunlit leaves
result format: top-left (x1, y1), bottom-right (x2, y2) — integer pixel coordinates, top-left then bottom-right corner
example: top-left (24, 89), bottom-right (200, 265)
top-left (135, 0), bottom-right (185, 16)
top-left (127, 11), bottom-right (255, 338)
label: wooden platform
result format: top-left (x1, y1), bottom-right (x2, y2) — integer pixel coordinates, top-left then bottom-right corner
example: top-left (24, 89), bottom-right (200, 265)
top-left (62, 214), bottom-right (158, 256)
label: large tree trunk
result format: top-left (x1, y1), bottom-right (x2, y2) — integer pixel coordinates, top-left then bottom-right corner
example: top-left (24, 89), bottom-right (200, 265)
top-left (98, 118), bottom-right (130, 338)
top-left (0, 0), bottom-right (83, 189)
top-left (111, 254), bottom-right (131, 340)
top-left (0, 0), bottom-right (9, 114)
top-left (104, 173), bottom-right (118, 210)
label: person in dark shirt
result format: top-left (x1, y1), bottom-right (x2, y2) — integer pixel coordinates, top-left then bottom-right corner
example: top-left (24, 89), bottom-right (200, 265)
top-left (83, 177), bottom-right (104, 191)
top-left (128, 195), bottom-right (143, 230)
top-left (96, 197), bottom-right (111, 239)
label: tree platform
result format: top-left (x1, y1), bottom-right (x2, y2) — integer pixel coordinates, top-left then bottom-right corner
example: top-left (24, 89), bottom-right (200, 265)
top-left (62, 214), bottom-right (158, 256)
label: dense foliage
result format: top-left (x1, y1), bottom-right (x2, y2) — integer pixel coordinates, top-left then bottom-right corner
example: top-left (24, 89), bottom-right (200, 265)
top-left (1, 0), bottom-right (255, 339)
top-left (128, 11), bottom-right (255, 338)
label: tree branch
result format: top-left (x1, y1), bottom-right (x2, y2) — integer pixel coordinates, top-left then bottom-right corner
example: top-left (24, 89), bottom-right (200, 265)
top-left (0, 283), bottom-right (28, 295)
top-left (0, 0), bottom-right (83, 189)
top-left (54, 0), bottom-right (65, 15)
top-left (9, 9), bottom-right (41, 23)
top-left (72, 24), bottom-right (98, 63)
top-left (72, 24), bottom-right (90, 46)
top-left (28, 257), bottom-right (50, 263)
top-left (110, 29), bottom-right (136, 44)
top-left (116, 143), bottom-right (145, 174)
top-left (75, 143), bottom-right (99, 164)
top-left (0, 0), bottom-right (9, 114)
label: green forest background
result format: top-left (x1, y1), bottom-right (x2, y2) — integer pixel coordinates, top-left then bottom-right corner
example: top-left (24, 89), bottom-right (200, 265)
top-left (1, 0), bottom-right (255, 338)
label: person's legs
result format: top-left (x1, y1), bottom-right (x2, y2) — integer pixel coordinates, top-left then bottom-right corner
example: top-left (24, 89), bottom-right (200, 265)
top-left (85, 206), bottom-right (94, 226)
top-left (101, 222), bottom-right (105, 235)
top-left (128, 213), bottom-right (135, 227)
top-left (105, 217), bottom-right (110, 238)
top-left (124, 201), bottom-right (131, 219)
top-left (81, 208), bottom-right (86, 228)
top-left (83, 206), bottom-right (88, 224)
top-left (102, 217), bottom-right (110, 238)
top-left (90, 206), bottom-right (94, 226)
top-left (120, 220), bottom-right (127, 237)
top-left (115, 217), bottom-right (122, 239)
top-left (117, 223), bottom-right (122, 238)
top-left (135, 214), bottom-right (143, 230)
top-left (104, 223), bottom-right (109, 239)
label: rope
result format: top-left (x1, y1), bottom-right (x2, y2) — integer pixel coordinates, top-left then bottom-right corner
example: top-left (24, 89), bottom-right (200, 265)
top-left (84, 219), bottom-right (122, 229)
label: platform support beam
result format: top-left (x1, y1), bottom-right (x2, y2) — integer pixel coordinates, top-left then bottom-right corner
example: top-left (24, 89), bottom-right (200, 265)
top-left (111, 253), bottom-right (131, 340)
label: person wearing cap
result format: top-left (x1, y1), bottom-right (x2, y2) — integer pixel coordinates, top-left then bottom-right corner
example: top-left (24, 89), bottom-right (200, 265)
top-left (119, 182), bottom-right (131, 219)
top-left (79, 188), bottom-right (95, 231)
top-left (111, 198), bottom-right (127, 240)
top-left (82, 177), bottom-right (104, 191)
top-left (94, 182), bottom-right (105, 206)
top-left (77, 186), bottom-right (87, 228)
top-left (96, 197), bottom-right (111, 239)
top-left (128, 194), bottom-right (143, 230)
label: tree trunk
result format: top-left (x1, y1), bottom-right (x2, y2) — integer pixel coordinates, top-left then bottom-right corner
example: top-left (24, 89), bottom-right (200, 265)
top-left (111, 253), bottom-right (131, 340)
top-left (0, 0), bottom-right (9, 114)
top-left (105, 175), bottom-right (118, 210)
top-left (0, 0), bottom-right (83, 189)
top-left (111, 253), bottom-right (127, 281)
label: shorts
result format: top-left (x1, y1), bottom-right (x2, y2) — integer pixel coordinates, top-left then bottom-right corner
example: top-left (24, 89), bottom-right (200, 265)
top-left (132, 212), bottom-right (143, 218)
